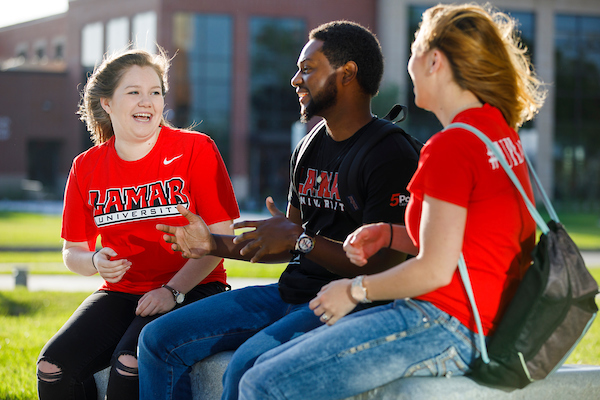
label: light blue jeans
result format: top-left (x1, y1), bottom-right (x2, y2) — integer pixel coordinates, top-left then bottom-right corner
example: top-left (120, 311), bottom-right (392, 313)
top-left (138, 284), bottom-right (322, 400)
top-left (239, 298), bottom-right (482, 400)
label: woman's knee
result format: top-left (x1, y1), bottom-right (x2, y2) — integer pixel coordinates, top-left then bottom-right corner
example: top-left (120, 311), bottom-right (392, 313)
top-left (114, 353), bottom-right (138, 377)
top-left (37, 359), bottom-right (63, 383)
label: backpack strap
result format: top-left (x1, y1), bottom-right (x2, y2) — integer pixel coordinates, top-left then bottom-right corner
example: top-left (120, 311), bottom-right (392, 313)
top-left (445, 121), bottom-right (554, 365)
top-left (382, 104), bottom-right (408, 122)
top-left (291, 119), bottom-right (327, 220)
top-left (339, 113), bottom-right (422, 226)
top-left (292, 106), bottom-right (421, 227)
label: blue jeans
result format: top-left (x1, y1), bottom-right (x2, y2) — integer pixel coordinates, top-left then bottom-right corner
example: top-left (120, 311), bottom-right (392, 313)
top-left (138, 284), bottom-right (322, 400)
top-left (238, 298), bottom-right (482, 400)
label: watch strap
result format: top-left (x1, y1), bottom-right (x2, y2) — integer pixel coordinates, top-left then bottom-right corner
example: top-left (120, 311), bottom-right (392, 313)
top-left (351, 275), bottom-right (372, 303)
top-left (162, 284), bottom-right (182, 303)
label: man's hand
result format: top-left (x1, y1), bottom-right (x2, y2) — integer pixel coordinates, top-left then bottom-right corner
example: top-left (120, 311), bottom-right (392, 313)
top-left (232, 197), bottom-right (303, 263)
top-left (156, 204), bottom-right (216, 259)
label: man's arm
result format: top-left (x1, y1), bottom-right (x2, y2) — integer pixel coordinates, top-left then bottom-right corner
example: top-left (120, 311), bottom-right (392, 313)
top-left (159, 200), bottom-right (405, 272)
top-left (233, 201), bottom-right (406, 276)
top-left (157, 203), bottom-right (299, 264)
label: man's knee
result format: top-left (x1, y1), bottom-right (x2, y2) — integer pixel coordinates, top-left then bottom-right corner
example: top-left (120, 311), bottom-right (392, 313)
top-left (115, 353), bottom-right (138, 377)
top-left (37, 359), bottom-right (62, 383)
top-left (139, 319), bottom-right (163, 355)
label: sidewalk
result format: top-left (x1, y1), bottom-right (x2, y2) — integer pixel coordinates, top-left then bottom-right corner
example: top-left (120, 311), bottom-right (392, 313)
top-left (0, 251), bottom-right (598, 292)
top-left (0, 274), bottom-right (277, 292)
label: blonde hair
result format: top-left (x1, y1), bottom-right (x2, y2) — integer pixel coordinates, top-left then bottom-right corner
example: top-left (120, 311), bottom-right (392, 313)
top-left (78, 47), bottom-right (171, 145)
top-left (413, 3), bottom-right (546, 129)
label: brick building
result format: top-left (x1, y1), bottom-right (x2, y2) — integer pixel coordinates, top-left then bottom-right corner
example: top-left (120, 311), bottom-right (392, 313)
top-left (1, 0), bottom-right (599, 208)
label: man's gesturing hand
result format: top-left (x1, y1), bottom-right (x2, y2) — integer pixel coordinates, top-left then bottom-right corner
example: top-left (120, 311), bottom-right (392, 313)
top-left (232, 197), bottom-right (303, 263)
top-left (156, 204), bottom-right (216, 259)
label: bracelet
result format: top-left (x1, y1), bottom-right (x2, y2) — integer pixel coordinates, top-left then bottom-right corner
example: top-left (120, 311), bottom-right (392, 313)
top-left (388, 222), bottom-right (393, 248)
top-left (91, 250), bottom-right (100, 271)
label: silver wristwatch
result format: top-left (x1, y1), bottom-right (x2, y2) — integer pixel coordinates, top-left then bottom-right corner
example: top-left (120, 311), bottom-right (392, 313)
top-left (293, 232), bottom-right (315, 254)
top-left (351, 275), bottom-right (372, 303)
top-left (162, 284), bottom-right (185, 304)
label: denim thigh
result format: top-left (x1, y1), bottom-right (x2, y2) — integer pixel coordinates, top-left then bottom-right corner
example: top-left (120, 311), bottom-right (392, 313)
top-left (138, 284), bottom-right (298, 399)
top-left (239, 299), bottom-right (481, 400)
top-left (222, 302), bottom-right (322, 400)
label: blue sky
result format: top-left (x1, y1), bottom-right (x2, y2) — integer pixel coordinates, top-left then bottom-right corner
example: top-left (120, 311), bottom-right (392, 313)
top-left (0, 0), bottom-right (68, 29)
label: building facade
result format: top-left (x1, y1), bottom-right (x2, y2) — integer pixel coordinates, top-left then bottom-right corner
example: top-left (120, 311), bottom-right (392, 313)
top-left (0, 0), bottom-right (599, 209)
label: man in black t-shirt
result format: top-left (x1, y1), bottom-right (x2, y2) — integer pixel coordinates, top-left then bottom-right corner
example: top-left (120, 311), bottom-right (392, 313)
top-left (138, 21), bottom-right (419, 400)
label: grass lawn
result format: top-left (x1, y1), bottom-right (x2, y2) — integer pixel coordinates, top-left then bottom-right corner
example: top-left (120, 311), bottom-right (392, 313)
top-left (1, 269), bottom-right (600, 399)
top-left (0, 211), bottom-right (598, 277)
top-left (0, 210), bottom-right (598, 398)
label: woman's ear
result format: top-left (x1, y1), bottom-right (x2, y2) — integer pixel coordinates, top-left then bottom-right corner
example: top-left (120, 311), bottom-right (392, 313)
top-left (428, 49), bottom-right (443, 75)
top-left (100, 98), bottom-right (111, 114)
top-left (341, 61), bottom-right (358, 86)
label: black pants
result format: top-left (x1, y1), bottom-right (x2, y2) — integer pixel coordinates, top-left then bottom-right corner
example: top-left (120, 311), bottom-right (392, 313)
top-left (37, 281), bottom-right (228, 400)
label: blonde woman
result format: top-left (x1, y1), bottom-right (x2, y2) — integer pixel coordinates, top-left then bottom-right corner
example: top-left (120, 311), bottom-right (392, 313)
top-left (237, 4), bottom-right (546, 399)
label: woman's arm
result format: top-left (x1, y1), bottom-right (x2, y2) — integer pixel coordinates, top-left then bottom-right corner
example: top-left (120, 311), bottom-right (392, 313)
top-left (311, 195), bottom-right (466, 325)
top-left (343, 223), bottom-right (418, 267)
top-left (363, 195), bottom-right (466, 299)
top-left (62, 241), bottom-right (131, 282)
top-left (136, 219), bottom-right (234, 317)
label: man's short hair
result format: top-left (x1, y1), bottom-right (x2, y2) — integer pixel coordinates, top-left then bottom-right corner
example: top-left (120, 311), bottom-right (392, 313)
top-left (310, 20), bottom-right (384, 96)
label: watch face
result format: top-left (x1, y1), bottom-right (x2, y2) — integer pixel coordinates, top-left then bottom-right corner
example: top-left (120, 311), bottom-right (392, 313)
top-left (176, 293), bottom-right (185, 303)
top-left (298, 237), bottom-right (313, 252)
top-left (351, 285), bottom-right (365, 302)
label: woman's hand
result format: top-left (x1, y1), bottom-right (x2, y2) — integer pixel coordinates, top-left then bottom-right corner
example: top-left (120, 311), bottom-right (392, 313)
top-left (93, 247), bottom-right (131, 283)
top-left (343, 223), bottom-right (389, 266)
top-left (136, 287), bottom-right (176, 317)
top-left (156, 204), bottom-right (216, 259)
top-left (309, 279), bottom-right (357, 326)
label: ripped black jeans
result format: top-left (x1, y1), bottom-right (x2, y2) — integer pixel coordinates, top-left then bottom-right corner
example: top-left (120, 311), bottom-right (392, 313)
top-left (37, 282), bottom-right (228, 400)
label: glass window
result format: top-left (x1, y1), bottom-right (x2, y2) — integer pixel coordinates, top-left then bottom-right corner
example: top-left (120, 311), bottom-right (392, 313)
top-left (81, 22), bottom-right (104, 67)
top-left (16, 43), bottom-right (28, 60)
top-left (248, 17), bottom-right (305, 207)
top-left (406, 6), bottom-right (536, 140)
top-left (52, 36), bottom-right (65, 60)
top-left (554, 14), bottom-right (600, 203)
top-left (171, 13), bottom-right (233, 161)
top-left (133, 11), bottom-right (157, 53)
top-left (406, 5), bottom-right (442, 141)
top-left (107, 17), bottom-right (130, 53)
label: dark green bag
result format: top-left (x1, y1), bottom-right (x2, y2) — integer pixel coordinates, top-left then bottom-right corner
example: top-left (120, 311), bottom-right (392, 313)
top-left (449, 122), bottom-right (599, 389)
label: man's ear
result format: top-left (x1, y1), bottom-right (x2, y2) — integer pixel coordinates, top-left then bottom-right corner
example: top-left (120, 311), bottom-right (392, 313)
top-left (100, 97), bottom-right (111, 114)
top-left (341, 61), bottom-right (358, 86)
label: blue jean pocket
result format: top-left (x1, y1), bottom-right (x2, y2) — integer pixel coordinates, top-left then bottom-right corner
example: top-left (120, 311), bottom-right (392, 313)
top-left (403, 346), bottom-right (469, 377)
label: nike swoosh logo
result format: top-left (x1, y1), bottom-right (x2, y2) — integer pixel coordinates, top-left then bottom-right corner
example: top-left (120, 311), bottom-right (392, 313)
top-left (163, 154), bottom-right (183, 165)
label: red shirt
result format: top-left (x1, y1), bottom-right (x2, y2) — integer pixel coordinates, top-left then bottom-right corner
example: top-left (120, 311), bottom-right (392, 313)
top-left (407, 104), bottom-right (535, 335)
top-left (62, 126), bottom-right (240, 294)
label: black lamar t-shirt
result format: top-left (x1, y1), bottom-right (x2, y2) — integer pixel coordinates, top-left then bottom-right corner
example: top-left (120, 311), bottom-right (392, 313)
top-left (279, 118), bottom-right (419, 304)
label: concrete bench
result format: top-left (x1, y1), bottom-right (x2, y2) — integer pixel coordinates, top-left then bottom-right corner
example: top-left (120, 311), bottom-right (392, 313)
top-left (94, 352), bottom-right (600, 399)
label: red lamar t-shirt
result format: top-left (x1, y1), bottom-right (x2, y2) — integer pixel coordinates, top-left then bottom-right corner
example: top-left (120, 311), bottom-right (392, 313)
top-left (61, 126), bottom-right (240, 295)
top-left (407, 104), bottom-right (536, 335)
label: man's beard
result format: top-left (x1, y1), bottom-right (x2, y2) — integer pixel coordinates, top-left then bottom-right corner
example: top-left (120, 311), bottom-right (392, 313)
top-left (301, 73), bottom-right (338, 123)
